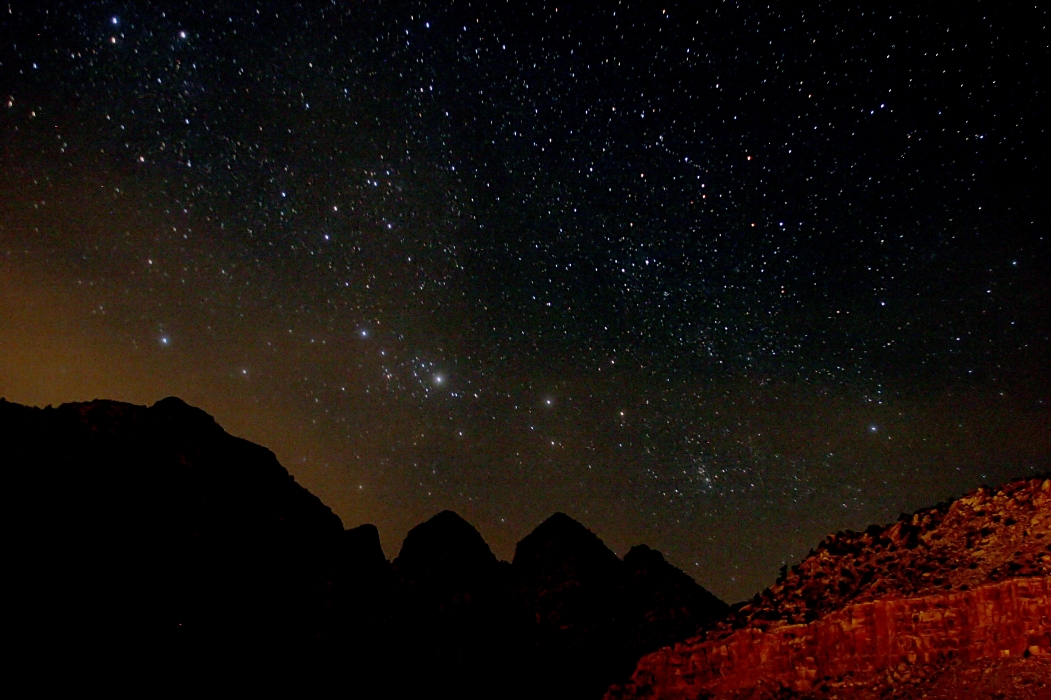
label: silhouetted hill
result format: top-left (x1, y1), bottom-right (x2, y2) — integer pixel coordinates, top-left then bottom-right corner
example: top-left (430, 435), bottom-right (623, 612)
top-left (3, 397), bottom-right (347, 671)
top-left (336, 522), bottom-right (391, 642)
top-left (342, 522), bottom-right (387, 573)
top-left (395, 510), bottom-right (501, 590)
top-left (1, 397), bottom-right (728, 696)
top-left (508, 512), bottom-right (729, 698)
top-left (622, 544), bottom-right (729, 659)
top-left (513, 510), bottom-right (626, 646)
top-left (388, 510), bottom-right (517, 693)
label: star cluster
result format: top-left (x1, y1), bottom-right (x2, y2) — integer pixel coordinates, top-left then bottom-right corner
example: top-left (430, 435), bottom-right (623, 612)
top-left (1, 1), bottom-right (1047, 600)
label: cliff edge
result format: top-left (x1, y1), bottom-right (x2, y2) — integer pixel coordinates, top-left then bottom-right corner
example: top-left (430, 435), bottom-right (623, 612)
top-left (607, 477), bottom-right (1051, 699)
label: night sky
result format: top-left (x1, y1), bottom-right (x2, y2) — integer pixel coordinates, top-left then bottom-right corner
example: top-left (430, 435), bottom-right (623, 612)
top-left (1, 1), bottom-right (1048, 601)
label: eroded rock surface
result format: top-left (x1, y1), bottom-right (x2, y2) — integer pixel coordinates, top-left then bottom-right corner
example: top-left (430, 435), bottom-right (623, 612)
top-left (608, 477), bottom-right (1051, 700)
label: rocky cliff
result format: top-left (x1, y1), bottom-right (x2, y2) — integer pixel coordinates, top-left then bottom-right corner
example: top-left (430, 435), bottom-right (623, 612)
top-left (607, 477), bottom-right (1051, 699)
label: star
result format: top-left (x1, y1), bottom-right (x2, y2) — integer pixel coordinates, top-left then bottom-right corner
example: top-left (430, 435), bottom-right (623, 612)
top-left (3, 0), bottom-right (1044, 604)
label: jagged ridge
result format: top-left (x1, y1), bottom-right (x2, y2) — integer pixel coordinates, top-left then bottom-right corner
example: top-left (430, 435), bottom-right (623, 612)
top-left (1, 397), bottom-right (727, 698)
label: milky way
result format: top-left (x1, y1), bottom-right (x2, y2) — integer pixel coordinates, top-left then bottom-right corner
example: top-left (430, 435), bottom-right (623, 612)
top-left (1, 1), bottom-right (1047, 600)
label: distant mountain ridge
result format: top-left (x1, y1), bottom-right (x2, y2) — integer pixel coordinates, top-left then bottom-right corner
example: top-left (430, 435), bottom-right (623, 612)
top-left (1, 397), bottom-right (726, 697)
top-left (9, 396), bottom-right (1046, 698)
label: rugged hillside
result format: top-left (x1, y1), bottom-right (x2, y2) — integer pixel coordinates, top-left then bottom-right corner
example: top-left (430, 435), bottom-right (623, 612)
top-left (2, 397), bottom-right (726, 696)
top-left (731, 477), bottom-right (1051, 628)
top-left (384, 509), bottom-right (728, 699)
top-left (607, 477), bottom-right (1051, 700)
top-left (12, 396), bottom-right (1047, 696)
top-left (2, 396), bottom-right (349, 669)
top-left (623, 544), bottom-right (728, 659)
top-left (509, 513), bottom-right (729, 698)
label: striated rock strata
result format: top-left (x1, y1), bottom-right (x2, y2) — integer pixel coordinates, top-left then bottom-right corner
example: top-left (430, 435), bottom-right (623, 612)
top-left (612, 577), bottom-right (1049, 699)
top-left (609, 477), bottom-right (1051, 699)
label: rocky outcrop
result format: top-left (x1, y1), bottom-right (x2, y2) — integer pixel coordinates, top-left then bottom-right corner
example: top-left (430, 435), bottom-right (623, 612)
top-left (336, 522), bottom-right (392, 629)
top-left (608, 477), bottom-right (1051, 700)
top-left (611, 577), bottom-right (1049, 699)
top-left (382, 511), bottom-right (516, 694)
top-left (727, 477), bottom-right (1051, 629)
top-left (511, 512), bottom-right (642, 697)
top-left (343, 522), bottom-right (387, 571)
top-left (513, 514), bottom-right (728, 655)
top-left (395, 510), bottom-right (503, 598)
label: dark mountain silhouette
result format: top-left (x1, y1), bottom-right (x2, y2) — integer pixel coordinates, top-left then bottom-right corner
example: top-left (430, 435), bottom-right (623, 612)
top-left (335, 522), bottom-right (391, 644)
top-left (343, 522), bottom-right (387, 571)
top-left (395, 510), bottom-right (502, 595)
top-left (622, 544), bottom-right (729, 659)
top-left (510, 513), bottom-right (731, 698)
top-left (2, 397), bottom-right (727, 696)
top-left (513, 512), bottom-right (646, 697)
top-left (514, 512), bottom-right (627, 640)
top-left (4, 397), bottom-right (345, 667)
top-left (388, 510), bottom-right (517, 694)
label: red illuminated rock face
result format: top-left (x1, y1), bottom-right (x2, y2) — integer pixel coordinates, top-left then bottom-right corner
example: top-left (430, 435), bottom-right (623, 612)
top-left (609, 577), bottom-right (1049, 699)
top-left (608, 477), bottom-right (1051, 699)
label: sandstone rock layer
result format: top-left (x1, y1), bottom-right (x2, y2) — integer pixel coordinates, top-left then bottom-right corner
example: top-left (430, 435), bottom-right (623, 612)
top-left (608, 477), bottom-right (1051, 699)
top-left (612, 577), bottom-right (1049, 699)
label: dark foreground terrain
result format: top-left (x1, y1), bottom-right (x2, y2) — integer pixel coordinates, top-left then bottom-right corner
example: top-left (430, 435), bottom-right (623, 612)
top-left (2, 397), bottom-right (725, 696)
top-left (6, 396), bottom-right (1048, 698)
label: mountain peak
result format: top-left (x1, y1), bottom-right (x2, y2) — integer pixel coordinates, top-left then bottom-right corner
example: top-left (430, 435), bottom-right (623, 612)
top-left (513, 511), bottom-right (621, 574)
top-left (395, 510), bottom-right (498, 578)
